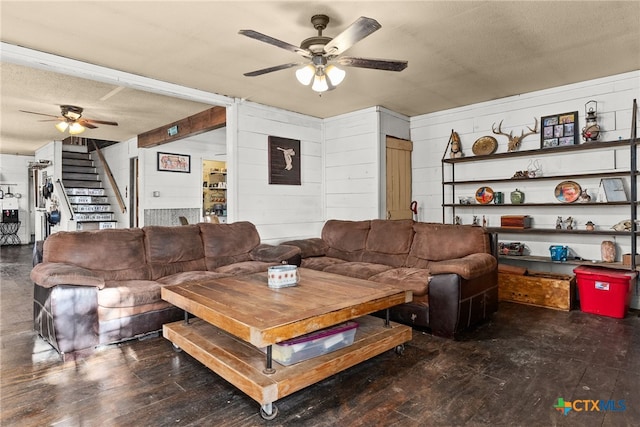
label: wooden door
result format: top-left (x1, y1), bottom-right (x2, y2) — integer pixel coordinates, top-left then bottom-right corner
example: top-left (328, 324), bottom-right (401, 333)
top-left (386, 136), bottom-right (413, 220)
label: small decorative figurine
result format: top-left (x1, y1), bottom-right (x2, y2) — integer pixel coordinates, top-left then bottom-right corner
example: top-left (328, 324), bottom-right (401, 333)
top-left (482, 215), bottom-right (487, 227)
top-left (449, 129), bottom-right (464, 158)
top-left (556, 216), bottom-right (563, 230)
top-left (585, 221), bottom-right (595, 231)
top-left (578, 189), bottom-right (591, 203)
top-left (612, 219), bottom-right (632, 231)
top-left (472, 215), bottom-right (479, 226)
top-left (565, 216), bottom-right (574, 230)
top-left (454, 215), bottom-right (462, 225)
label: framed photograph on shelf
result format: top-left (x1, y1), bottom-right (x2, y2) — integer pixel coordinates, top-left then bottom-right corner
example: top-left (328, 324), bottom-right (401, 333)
top-left (598, 178), bottom-right (628, 202)
top-left (541, 111), bottom-right (578, 148)
top-left (268, 136), bottom-right (301, 185)
top-left (157, 152), bottom-right (191, 173)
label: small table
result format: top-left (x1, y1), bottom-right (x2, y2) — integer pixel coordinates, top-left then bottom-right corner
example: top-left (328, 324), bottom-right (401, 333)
top-left (0, 222), bottom-right (21, 245)
top-left (162, 268), bottom-right (412, 420)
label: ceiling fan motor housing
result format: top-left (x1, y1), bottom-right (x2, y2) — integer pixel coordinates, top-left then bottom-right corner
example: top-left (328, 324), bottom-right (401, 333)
top-left (61, 105), bottom-right (83, 121)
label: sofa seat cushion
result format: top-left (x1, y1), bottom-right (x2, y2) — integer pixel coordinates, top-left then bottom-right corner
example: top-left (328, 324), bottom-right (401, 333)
top-left (368, 268), bottom-right (431, 297)
top-left (98, 280), bottom-right (163, 308)
top-left (157, 270), bottom-right (231, 286)
top-left (301, 256), bottom-right (346, 271)
top-left (428, 253), bottom-right (497, 280)
top-left (30, 262), bottom-right (105, 289)
top-left (323, 262), bottom-right (393, 280)
top-left (143, 225), bottom-right (206, 280)
top-left (214, 261), bottom-right (275, 275)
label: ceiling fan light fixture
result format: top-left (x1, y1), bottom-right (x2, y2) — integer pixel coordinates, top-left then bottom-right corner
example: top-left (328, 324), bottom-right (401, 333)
top-left (295, 64), bottom-right (316, 86)
top-left (325, 65), bottom-right (346, 87)
top-left (55, 121), bottom-right (69, 133)
top-left (68, 122), bottom-right (86, 135)
top-left (311, 73), bottom-right (329, 93)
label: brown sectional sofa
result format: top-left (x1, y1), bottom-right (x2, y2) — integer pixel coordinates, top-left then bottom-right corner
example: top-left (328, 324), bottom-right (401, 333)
top-left (31, 222), bottom-right (301, 361)
top-left (282, 219), bottom-right (498, 338)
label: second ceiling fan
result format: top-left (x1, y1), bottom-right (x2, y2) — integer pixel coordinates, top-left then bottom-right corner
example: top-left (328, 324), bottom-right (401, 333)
top-left (239, 14), bottom-right (407, 93)
top-left (20, 105), bottom-right (118, 135)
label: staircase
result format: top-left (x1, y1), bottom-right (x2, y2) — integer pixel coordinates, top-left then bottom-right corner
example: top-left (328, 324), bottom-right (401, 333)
top-left (61, 147), bottom-right (117, 230)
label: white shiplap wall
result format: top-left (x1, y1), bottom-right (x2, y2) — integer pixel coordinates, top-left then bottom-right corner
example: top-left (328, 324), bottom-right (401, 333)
top-left (323, 106), bottom-right (410, 221)
top-left (410, 71), bottom-right (640, 307)
top-left (235, 102), bottom-right (323, 243)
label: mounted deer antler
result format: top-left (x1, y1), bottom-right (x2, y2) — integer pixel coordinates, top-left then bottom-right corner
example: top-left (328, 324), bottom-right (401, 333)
top-left (492, 118), bottom-right (539, 151)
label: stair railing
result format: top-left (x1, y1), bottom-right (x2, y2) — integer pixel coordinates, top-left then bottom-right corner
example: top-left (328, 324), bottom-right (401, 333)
top-left (55, 179), bottom-right (74, 221)
top-left (92, 141), bottom-right (127, 214)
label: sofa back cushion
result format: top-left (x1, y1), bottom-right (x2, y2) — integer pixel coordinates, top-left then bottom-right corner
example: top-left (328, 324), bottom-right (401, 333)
top-left (322, 220), bottom-right (371, 262)
top-left (406, 223), bottom-right (491, 267)
top-left (43, 228), bottom-right (151, 280)
top-left (362, 219), bottom-right (414, 267)
top-left (200, 221), bottom-right (260, 270)
top-left (143, 225), bottom-right (206, 280)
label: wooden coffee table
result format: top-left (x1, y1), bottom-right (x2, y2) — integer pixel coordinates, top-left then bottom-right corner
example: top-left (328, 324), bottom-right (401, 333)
top-left (162, 268), bottom-right (412, 419)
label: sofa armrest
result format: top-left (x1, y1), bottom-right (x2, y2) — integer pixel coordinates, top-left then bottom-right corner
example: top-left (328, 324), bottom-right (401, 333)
top-left (250, 244), bottom-right (301, 264)
top-left (280, 238), bottom-right (328, 258)
top-left (30, 262), bottom-right (105, 289)
top-left (426, 253), bottom-right (497, 280)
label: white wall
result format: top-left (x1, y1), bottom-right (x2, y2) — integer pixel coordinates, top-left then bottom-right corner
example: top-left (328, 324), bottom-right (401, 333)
top-left (410, 71), bottom-right (640, 307)
top-left (234, 102), bottom-right (323, 243)
top-left (323, 106), bottom-right (411, 221)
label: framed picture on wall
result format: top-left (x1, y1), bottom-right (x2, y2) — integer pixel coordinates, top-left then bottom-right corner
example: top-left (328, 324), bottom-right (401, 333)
top-left (157, 152), bottom-right (191, 173)
top-left (268, 136), bottom-right (301, 185)
top-left (541, 111), bottom-right (578, 148)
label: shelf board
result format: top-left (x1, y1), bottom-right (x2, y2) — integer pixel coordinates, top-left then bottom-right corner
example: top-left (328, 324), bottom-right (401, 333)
top-left (487, 227), bottom-right (631, 236)
top-left (444, 201), bottom-right (631, 207)
top-left (443, 139), bottom-right (634, 164)
top-left (443, 170), bottom-right (634, 186)
top-left (499, 254), bottom-right (638, 270)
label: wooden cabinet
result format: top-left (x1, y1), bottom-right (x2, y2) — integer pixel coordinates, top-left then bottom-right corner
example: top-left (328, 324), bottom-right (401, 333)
top-left (441, 138), bottom-right (638, 269)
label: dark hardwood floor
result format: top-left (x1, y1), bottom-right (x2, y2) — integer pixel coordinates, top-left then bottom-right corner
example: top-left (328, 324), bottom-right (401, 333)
top-left (1, 244), bottom-right (639, 426)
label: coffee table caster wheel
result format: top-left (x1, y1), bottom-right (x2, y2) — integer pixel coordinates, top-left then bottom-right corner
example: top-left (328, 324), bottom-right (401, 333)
top-left (395, 344), bottom-right (405, 355)
top-left (260, 403), bottom-right (278, 420)
top-left (172, 343), bottom-right (182, 353)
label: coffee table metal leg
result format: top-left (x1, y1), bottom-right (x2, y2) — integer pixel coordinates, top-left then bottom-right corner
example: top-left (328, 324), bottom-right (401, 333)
top-left (384, 308), bottom-right (391, 328)
top-left (263, 345), bottom-right (276, 374)
top-left (183, 310), bottom-right (190, 325)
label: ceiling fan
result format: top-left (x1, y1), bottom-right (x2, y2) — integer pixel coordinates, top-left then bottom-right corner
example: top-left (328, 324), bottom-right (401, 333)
top-left (239, 14), bottom-right (407, 93)
top-left (20, 105), bottom-right (118, 135)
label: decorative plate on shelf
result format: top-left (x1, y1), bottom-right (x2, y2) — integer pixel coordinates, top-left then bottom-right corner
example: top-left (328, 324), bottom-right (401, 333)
top-left (554, 181), bottom-right (582, 203)
top-left (475, 186), bottom-right (494, 204)
top-left (472, 136), bottom-right (498, 156)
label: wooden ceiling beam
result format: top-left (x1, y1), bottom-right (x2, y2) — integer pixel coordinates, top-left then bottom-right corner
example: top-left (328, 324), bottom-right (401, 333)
top-left (137, 106), bottom-right (226, 148)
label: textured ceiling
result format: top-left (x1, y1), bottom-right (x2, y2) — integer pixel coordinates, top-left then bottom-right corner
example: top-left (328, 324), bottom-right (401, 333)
top-left (1, 1), bottom-right (639, 155)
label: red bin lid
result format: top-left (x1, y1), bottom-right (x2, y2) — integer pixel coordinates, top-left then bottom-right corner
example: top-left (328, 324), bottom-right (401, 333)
top-left (573, 265), bottom-right (638, 279)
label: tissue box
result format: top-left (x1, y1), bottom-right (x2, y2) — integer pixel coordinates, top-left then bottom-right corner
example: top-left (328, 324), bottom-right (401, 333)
top-left (264, 322), bottom-right (358, 366)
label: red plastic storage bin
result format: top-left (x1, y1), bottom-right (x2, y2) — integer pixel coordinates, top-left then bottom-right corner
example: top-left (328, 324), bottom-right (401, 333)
top-left (573, 266), bottom-right (637, 318)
